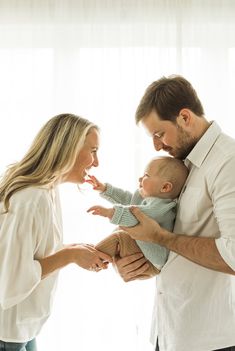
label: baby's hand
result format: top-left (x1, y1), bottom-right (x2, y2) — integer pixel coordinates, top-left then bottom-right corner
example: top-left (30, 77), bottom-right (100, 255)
top-left (85, 175), bottom-right (106, 192)
top-left (87, 205), bottom-right (114, 219)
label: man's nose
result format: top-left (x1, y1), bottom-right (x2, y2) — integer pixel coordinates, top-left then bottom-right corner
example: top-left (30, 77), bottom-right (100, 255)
top-left (153, 138), bottom-right (164, 151)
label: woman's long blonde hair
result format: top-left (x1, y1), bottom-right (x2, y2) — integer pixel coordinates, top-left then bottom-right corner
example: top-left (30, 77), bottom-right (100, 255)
top-left (0, 113), bottom-right (98, 212)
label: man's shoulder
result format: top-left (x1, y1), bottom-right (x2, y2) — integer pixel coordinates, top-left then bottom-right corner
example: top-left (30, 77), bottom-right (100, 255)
top-left (213, 131), bottom-right (235, 158)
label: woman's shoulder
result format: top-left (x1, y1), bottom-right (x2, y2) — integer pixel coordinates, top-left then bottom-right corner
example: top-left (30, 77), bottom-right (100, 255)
top-left (11, 186), bottom-right (53, 210)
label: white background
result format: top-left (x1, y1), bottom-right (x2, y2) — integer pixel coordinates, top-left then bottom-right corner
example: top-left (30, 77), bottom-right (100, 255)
top-left (1, 1), bottom-right (235, 350)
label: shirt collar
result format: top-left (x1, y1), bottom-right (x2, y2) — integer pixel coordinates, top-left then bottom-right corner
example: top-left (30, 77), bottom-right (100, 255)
top-left (185, 121), bottom-right (221, 168)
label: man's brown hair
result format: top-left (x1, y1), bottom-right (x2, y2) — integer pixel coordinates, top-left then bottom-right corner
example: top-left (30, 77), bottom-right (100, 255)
top-left (135, 75), bottom-right (204, 123)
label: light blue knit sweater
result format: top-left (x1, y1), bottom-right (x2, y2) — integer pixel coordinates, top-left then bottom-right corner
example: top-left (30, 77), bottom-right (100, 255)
top-left (100, 183), bottom-right (177, 269)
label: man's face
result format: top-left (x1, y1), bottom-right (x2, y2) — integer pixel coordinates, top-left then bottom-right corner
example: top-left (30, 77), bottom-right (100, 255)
top-left (141, 110), bottom-right (197, 160)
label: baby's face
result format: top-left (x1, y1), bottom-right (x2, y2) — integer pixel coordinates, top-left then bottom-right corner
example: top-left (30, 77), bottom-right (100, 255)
top-left (138, 160), bottom-right (165, 198)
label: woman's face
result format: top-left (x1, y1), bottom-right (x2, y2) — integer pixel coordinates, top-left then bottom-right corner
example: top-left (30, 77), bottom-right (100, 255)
top-left (64, 128), bottom-right (99, 184)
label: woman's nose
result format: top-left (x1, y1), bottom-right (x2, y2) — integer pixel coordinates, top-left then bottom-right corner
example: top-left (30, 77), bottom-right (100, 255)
top-left (93, 155), bottom-right (99, 167)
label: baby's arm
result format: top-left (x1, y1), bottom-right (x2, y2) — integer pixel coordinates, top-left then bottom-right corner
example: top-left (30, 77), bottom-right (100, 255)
top-left (87, 175), bottom-right (133, 205)
top-left (88, 198), bottom-right (166, 226)
top-left (87, 205), bottom-right (114, 219)
top-left (110, 197), bottom-right (176, 226)
top-left (87, 203), bottom-right (139, 225)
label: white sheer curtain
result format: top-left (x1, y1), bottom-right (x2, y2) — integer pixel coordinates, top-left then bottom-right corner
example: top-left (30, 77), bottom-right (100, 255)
top-left (1, 1), bottom-right (235, 350)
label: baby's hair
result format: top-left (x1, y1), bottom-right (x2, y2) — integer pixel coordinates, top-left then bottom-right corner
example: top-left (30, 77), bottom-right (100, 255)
top-left (150, 156), bottom-right (188, 199)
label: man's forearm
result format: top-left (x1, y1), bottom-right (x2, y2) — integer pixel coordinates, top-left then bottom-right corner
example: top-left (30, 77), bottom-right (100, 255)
top-left (159, 229), bottom-right (235, 275)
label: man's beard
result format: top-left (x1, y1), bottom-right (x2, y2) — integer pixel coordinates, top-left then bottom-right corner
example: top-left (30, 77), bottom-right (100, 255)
top-left (166, 127), bottom-right (197, 160)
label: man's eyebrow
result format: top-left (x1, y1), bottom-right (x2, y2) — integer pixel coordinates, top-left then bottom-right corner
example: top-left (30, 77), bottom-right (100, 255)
top-left (154, 130), bottom-right (164, 136)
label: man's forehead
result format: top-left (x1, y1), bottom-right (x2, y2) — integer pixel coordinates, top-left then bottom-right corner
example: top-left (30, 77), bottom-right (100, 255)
top-left (141, 115), bottom-right (167, 133)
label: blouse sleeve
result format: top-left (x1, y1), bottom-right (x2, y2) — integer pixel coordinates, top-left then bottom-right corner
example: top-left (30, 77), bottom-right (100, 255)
top-left (0, 198), bottom-right (46, 310)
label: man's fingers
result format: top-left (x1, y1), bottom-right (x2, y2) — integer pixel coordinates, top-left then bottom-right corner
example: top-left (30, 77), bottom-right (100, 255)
top-left (114, 252), bottom-right (143, 267)
top-left (129, 206), bottom-right (147, 222)
top-left (119, 225), bottom-right (137, 236)
top-left (121, 257), bottom-right (148, 273)
top-left (121, 261), bottom-right (150, 282)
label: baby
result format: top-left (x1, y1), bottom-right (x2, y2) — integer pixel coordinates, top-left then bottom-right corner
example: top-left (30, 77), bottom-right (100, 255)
top-left (87, 156), bottom-right (188, 278)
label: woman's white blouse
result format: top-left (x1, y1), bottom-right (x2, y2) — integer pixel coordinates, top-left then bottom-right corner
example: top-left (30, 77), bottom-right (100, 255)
top-left (0, 186), bottom-right (63, 342)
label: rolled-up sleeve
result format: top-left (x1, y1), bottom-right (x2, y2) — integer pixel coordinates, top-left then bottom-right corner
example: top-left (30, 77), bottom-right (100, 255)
top-left (216, 237), bottom-right (235, 271)
top-left (212, 157), bottom-right (235, 271)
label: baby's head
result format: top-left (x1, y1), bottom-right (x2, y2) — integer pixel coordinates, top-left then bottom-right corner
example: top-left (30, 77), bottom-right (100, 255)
top-left (139, 156), bottom-right (188, 199)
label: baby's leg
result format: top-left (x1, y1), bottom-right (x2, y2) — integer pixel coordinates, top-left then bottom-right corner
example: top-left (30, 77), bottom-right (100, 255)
top-left (95, 231), bottom-right (120, 257)
top-left (95, 230), bottom-right (160, 278)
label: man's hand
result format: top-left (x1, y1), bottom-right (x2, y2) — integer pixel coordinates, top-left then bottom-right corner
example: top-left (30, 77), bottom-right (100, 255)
top-left (120, 208), bottom-right (235, 276)
top-left (120, 206), bottom-right (164, 244)
top-left (87, 205), bottom-right (114, 219)
top-left (113, 252), bottom-right (150, 282)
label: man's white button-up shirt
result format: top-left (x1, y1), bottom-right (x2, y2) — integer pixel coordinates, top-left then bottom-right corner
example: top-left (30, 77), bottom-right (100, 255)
top-left (151, 122), bottom-right (235, 351)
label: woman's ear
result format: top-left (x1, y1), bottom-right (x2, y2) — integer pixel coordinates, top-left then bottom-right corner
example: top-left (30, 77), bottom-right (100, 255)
top-left (161, 181), bottom-right (173, 193)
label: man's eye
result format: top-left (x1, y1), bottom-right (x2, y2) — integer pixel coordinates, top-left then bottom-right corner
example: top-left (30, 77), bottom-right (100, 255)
top-left (154, 132), bottom-right (164, 138)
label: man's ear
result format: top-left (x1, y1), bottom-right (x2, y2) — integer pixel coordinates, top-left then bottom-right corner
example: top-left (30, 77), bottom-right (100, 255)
top-left (176, 108), bottom-right (191, 128)
top-left (161, 181), bottom-right (173, 193)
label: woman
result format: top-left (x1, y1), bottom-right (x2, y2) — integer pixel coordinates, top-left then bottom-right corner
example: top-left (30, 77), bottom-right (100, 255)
top-left (0, 113), bottom-right (112, 351)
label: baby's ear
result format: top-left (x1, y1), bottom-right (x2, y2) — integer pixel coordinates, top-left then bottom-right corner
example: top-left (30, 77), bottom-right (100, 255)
top-left (161, 181), bottom-right (173, 193)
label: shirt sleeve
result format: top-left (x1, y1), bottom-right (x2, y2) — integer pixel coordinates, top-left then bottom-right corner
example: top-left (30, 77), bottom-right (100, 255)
top-left (212, 157), bottom-right (235, 271)
top-left (110, 197), bottom-right (176, 227)
top-left (100, 183), bottom-right (133, 205)
top-left (0, 200), bottom-right (44, 310)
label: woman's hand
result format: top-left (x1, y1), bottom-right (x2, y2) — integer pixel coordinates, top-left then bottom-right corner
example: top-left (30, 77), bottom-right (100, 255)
top-left (120, 206), bottom-right (164, 244)
top-left (113, 252), bottom-right (150, 282)
top-left (69, 243), bottom-right (112, 272)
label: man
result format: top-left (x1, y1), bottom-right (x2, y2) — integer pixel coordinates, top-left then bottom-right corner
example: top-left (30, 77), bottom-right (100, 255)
top-left (115, 75), bottom-right (235, 351)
